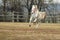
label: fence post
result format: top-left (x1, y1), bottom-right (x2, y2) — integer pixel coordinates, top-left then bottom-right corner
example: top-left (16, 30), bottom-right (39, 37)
top-left (12, 11), bottom-right (14, 22)
top-left (17, 15), bottom-right (19, 22)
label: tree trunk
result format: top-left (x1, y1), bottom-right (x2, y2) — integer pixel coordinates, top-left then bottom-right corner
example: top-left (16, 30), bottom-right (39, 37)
top-left (3, 0), bottom-right (6, 22)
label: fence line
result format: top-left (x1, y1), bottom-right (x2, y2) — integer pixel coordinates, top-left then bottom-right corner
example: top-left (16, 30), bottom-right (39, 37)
top-left (0, 11), bottom-right (60, 23)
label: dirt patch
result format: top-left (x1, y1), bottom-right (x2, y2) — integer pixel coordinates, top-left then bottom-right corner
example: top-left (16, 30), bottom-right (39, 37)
top-left (0, 22), bottom-right (60, 40)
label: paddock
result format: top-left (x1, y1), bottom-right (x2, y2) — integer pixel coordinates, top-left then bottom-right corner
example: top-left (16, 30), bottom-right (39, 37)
top-left (0, 22), bottom-right (60, 40)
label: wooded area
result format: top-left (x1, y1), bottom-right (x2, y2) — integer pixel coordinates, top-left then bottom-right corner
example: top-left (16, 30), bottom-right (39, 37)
top-left (0, 0), bottom-right (60, 23)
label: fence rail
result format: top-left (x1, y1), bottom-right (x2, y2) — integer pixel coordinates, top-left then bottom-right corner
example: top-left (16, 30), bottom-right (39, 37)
top-left (0, 12), bottom-right (60, 23)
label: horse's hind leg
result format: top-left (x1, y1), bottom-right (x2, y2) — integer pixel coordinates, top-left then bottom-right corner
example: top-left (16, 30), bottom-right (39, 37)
top-left (35, 22), bottom-right (39, 28)
top-left (35, 19), bottom-right (40, 28)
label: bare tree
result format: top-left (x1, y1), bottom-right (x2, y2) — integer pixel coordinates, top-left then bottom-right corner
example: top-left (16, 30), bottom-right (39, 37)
top-left (2, 0), bottom-right (7, 21)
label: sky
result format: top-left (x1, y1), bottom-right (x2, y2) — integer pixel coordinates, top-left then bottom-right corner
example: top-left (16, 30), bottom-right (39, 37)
top-left (0, 0), bottom-right (2, 3)
top-left (45, 0), bottom-right (60, 3)
top-left (53, 0), bottom-right (60, 3)
top-left (0, 0), bottom-right (3, 6)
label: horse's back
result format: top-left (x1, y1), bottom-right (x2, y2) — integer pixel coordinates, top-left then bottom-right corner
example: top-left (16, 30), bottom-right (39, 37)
top-left (38, 12), bottom-right (46, 19)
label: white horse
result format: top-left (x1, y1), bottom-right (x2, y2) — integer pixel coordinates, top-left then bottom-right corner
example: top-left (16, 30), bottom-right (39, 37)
top-left (29, 5), bottom-right (46, 27)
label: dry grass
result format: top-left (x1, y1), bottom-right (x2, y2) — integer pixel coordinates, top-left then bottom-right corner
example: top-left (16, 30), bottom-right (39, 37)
top-left (0, 22), bottom-right (60, 40)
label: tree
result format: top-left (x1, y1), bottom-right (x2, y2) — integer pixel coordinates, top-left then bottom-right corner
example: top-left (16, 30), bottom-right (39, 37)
top-left (45, 0), bottom-right (57, 23)
top-left (2, 0), bottom-right (7, 21)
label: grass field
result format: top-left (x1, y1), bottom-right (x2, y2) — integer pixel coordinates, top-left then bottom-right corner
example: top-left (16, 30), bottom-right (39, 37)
top-left (0, 22), bottom-right (60, 40)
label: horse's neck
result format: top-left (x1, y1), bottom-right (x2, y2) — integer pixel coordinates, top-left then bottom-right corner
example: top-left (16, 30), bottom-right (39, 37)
top-left (35, 10), bottom-right (39, 14)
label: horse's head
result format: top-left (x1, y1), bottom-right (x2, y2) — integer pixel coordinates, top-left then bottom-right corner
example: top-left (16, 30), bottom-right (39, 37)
top-left (31, 5), bottom-right (38, 13)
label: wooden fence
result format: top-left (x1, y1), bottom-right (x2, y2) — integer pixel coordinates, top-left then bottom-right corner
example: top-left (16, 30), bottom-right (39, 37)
top-left (0, 11), bottom-right (60, 23)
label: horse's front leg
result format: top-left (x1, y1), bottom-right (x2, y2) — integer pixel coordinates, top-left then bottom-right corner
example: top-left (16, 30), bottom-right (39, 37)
top-left (29, 22), bottom-right (31, 27)
top-left (29, 16), bottom-right (32, 27)
top-left (33, 18), bottom-right (39, 28)
top-left (33, 18), bottom-right (37, 25)
top-left (35, 19), bottom-right (39, 28)
top-left (29, 24), bottom-right (31, 27)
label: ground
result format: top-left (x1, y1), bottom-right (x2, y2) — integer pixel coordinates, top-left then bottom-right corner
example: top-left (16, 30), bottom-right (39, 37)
top-left (0, 22), bottom-right (60, 40)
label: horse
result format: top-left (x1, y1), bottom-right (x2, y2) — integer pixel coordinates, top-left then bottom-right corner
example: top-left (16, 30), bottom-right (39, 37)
top-left (29, 5), bottom-right (46, 28)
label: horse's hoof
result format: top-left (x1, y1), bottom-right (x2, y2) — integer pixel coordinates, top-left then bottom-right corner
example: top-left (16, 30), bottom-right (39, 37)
top-left (29, 25), bottom-right (31, 27)
top-left (33, 23), bottom-right (36, 25)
